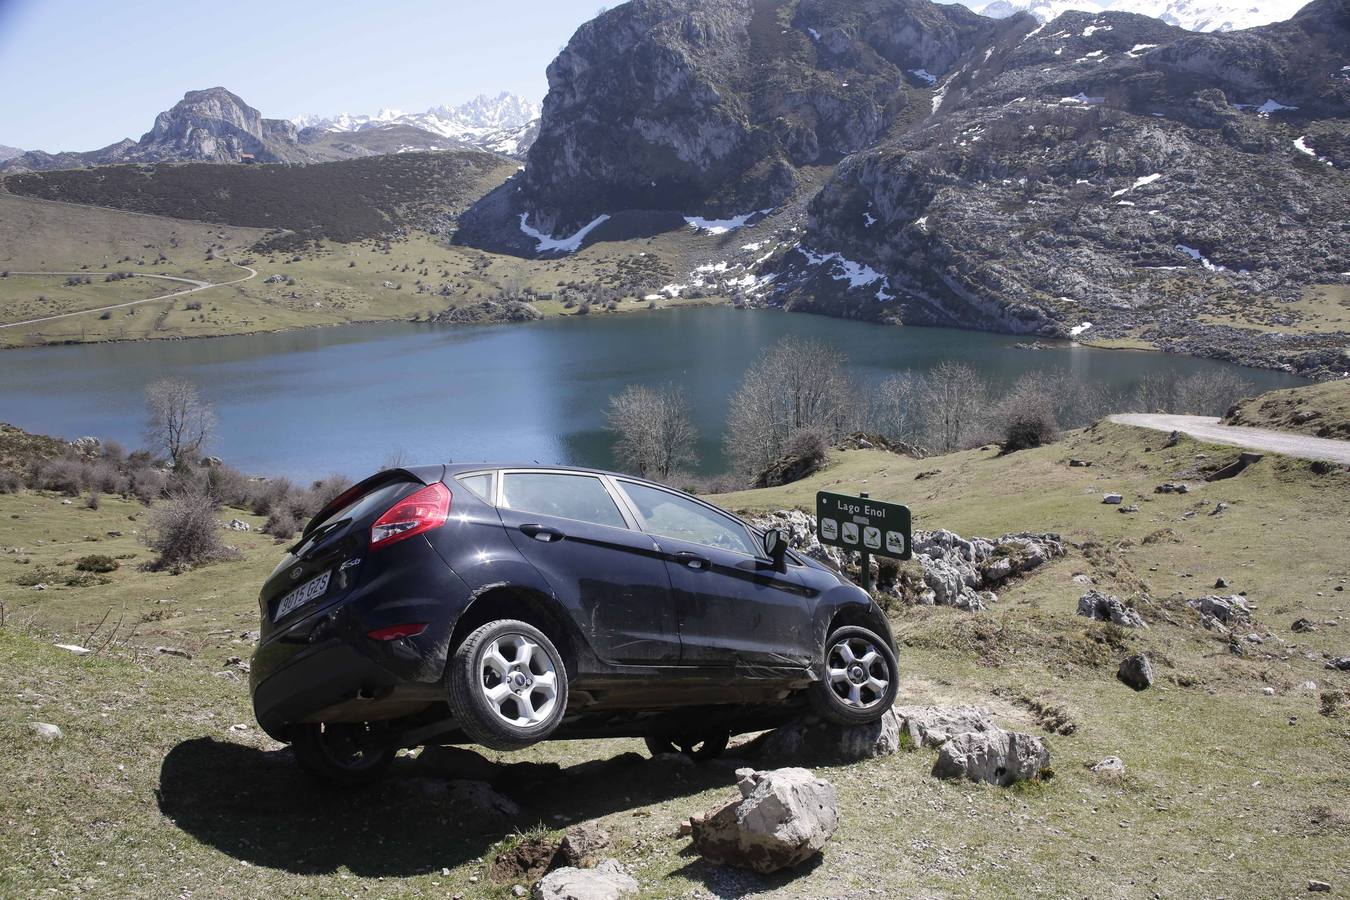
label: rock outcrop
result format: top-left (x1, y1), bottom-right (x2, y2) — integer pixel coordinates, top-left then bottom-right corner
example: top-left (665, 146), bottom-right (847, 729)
top-left (932, 728), bottom-right (1052, 786)
top-left (690, 767), bottom-right (839, 874)
top-left (1077, 590), bottom-right (1149, 628)
top-left (749, 510), bottom-right (1064, 611)
top-left (894, 705), bottom-right (1001, 748)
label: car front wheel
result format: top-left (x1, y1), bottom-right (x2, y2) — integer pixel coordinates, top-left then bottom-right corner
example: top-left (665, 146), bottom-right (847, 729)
top-left (290, 722), bottom-right (395, 786)
top-left (447, 619), bottom-right (569, 751)
top-left (808, 625), bottom-right (899, 726)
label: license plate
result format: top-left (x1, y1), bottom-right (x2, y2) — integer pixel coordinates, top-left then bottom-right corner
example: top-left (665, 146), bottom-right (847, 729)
top-left (275, 569), bottom-right (332, 621)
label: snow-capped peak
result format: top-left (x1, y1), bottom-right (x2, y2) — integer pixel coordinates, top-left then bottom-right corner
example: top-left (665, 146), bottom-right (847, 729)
top-left (976, 0), bottom-right (1304, 31)
top-left (293, 92), bottom-right (540, 141)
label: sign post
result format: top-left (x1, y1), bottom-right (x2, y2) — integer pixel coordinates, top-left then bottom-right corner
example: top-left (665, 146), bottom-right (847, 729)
top-left (815, 490), bottom-right (912, 592)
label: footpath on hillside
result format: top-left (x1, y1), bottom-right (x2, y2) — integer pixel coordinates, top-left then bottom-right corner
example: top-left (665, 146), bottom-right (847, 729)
top-left (1109, 413), bottom-right (1350, 465)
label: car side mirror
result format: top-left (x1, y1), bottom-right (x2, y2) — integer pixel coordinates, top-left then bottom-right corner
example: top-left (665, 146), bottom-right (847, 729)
top-left (763, 529), bottom-right (788, 573)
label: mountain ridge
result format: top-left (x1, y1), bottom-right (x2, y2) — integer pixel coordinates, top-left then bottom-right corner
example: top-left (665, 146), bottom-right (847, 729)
top-left (0, 87), bottom-right (490, 174)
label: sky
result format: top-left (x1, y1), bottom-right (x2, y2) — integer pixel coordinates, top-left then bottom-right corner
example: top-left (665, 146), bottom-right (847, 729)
top-left (0, 0), bottom-right (616, 152)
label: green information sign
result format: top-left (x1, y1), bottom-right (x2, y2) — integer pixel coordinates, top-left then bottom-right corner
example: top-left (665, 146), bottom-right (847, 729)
top-left (815, 491), bottom-right (912, 562)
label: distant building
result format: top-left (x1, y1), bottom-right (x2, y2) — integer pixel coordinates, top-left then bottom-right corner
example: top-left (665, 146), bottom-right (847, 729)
top-left (239, 153), bottom-right (257, 164)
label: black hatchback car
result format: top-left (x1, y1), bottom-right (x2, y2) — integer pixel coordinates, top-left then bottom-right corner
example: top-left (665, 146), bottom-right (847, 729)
top-left (250, 464), bottom-right (898, 783)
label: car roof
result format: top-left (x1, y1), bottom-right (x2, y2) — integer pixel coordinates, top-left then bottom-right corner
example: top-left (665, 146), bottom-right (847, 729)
top-left (444, 461), bottom-right (651, 484)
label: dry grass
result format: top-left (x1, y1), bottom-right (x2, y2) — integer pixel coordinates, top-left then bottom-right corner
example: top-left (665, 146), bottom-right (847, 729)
top-left (2, 420), bottom-right (1348, 897)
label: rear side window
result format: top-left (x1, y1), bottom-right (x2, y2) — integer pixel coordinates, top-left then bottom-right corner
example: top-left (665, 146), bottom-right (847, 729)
top-left (456, 472), bottom-right (493, 502)
top-left (500, 472), bottom-right (627, 529)
top-left (619, 481), bottom-right (759, 556)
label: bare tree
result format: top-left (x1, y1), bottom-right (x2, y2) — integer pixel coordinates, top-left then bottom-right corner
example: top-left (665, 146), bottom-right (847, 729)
top-left (725, 338), bottom-right (857, 478)
top-left (606, 384), bottom-right (699, 479)
top-left (1175, 371), bottom-right (1253, 416)
top-left (917, 361), bottom-right (989, 453)
top-left (144, 378), bottom-right (215, 469)
top-left (872, 373), bottom-right (922, 444)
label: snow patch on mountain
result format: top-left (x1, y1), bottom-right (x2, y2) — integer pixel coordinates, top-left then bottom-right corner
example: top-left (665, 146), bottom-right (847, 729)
top-left (684, 209), bottom-right (773, 235)
top-left (519, 213), bottom-right (610, 254)
top-left (975, 0), bottom-right (1303, 32)
top-left (800, 248), bottom-right (895, 302)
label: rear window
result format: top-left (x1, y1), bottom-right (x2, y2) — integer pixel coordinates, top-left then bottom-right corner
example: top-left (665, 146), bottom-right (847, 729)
top-left (297, 478), bottom-right (417, 549)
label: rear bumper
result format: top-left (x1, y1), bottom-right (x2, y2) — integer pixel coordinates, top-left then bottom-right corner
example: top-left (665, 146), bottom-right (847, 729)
top-left (249, 546), bottom-right (471, 740)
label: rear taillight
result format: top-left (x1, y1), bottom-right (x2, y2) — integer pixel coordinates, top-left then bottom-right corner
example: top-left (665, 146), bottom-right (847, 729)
top-left (369, 482), bottom-right (451, 551)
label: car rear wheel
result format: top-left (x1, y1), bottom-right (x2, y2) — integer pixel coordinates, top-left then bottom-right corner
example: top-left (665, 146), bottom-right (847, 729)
top-left (808, 625), bottom-right (898, 726)
top-left (448, 619), bottom-right (569, 751)
top-left (290, 722), bottom-right (395, 786)
top-left (644, 730), bottom-right (730, 761)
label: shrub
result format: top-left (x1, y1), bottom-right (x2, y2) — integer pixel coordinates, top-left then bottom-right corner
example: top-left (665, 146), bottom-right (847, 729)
top-left (0, 469), bottom-right (21, 494)
top-left (131, 468), bottom-right (167, 504)
top-left (34, 457), bottom-right (87, 496)
top-left (204, 464), bottom-right (255, 508)
top-left (782, 427), bottom-right (828, 464)
top-left (263, 506), bottom-right (301, 539)
top-left (86, 491), bottom-right (101, 510)
top-left (146, 490), bottom-right (236, 571)
top-left (309, 475), bottom-right (353, 512)
top-left (991, 374), bottom-right (1061, 453)
top-left (75, 554), bottom-right (119, 573)
top-left (250, 477), bottom-right (294, 517)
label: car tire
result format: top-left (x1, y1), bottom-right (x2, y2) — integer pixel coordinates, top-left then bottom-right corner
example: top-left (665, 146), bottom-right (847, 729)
top-left (808, 625), bottom-right (899, 726)
top-left (448, 619), bottom-right (569, 751)
top-left (290, 722), bottom-right (395, 786)
top-left (644, 730), bottom-right (730, 761)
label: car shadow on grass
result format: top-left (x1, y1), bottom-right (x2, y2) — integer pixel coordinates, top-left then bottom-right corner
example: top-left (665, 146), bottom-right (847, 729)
top-left (157, 737), bottom-right (737, 878)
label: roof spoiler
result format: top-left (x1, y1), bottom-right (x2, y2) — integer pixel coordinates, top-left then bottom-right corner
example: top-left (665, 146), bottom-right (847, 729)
top-left (300, 464), bottom-right (445, 538)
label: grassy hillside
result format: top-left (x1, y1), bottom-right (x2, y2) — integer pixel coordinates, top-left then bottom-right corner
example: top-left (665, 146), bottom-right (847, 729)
top-left (2, 421), bottom-right (1347, 897)
top-left (1224, 378), bottom-right (1350, 440)
top-left (2, 151), bottom-right (518, 247)
top-left (0, 191), bottom-right (749, 348)
top-left (0, 193), bottom-right (266, 273)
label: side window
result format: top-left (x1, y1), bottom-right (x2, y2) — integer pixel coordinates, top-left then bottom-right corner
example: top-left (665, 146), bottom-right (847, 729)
top-left (455, 472), bottom-right (493, 502)
top-left (500, 472), bottom-right (627, 529)
top-left (620, 482), bottom-right (759, 556)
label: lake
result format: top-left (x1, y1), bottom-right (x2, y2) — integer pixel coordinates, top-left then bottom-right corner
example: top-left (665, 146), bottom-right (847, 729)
top-left (0, 308), bottom-right (1306, 478)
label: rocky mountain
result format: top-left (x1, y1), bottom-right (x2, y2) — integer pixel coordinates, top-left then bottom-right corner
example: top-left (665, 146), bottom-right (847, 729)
top-left (0, 144), bottom-right (22, 162)
top-left (458, 0), bottom-right (1348, 376)
top-left (0, 88), bottom-right (462, 173)
top-left (293, 92), bottom-right (542, 158)
top-left (977, 0), bottom-right (1307, 32)
top-left (457, 0), bottom-right (1003, 249)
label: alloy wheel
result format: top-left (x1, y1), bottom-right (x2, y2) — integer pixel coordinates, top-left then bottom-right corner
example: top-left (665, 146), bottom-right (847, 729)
top-left (478, 632), bottom-right (559, 728)
top-left (825, 635), bottom-right (890, 710)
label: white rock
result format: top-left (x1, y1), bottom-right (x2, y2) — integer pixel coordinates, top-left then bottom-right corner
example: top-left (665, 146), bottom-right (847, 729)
top-left (690, 767), bottom-right (838, 873)
top-left (533, 859), bottom-right (637, 900)
top-left (894, 705), bottom-right (997, 748)
top-left (54, 644), bottom-right (92, 656)
top-left (28, 722), bottom-right (63, 741)
top-left (1091, 756), bottom-right (1125, 773)
top-left (932, 729), bottom-right (1051, 786)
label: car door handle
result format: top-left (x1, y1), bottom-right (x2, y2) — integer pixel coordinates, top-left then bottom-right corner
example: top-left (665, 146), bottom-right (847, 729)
top-left (672, 551), bottom-right (710, 570)
top-left (519, 524), bottom-right (565, 543)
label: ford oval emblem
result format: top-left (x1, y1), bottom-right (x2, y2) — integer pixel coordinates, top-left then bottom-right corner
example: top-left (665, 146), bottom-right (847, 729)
top-left (291, 566), bottom-right (304, 580)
